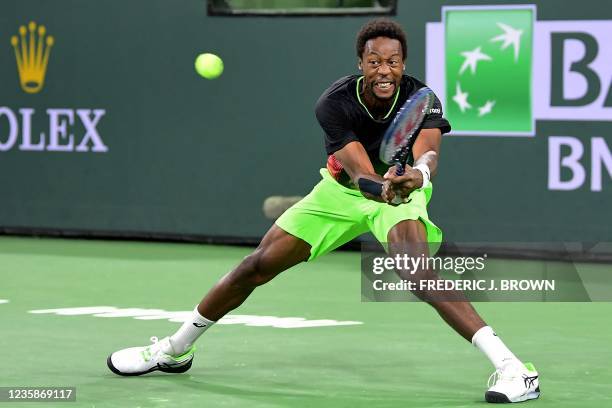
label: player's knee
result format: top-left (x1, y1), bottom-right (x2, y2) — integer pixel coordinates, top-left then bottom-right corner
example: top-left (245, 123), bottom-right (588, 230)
top-left (388, 220), bottom-right (422, 243)
top-left (228, 250), bottom-right (275, 289)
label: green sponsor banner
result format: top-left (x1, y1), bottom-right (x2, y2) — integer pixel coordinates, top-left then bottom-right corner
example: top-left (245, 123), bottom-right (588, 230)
top-left (444, 6), bottom-right (534, 135)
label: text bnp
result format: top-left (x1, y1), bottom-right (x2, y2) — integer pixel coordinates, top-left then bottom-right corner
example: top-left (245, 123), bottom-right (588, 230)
top-left (549, 136), bottom-right (612, 192)
top-left (0, 107), bottom-right (107, 152)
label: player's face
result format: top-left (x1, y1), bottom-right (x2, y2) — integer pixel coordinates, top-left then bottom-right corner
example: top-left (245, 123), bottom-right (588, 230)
top-left (359, 37), bottom-right (404, 101)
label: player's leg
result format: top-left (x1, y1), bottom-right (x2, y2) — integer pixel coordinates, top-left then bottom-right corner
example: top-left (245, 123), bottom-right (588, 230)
top-left (169, 179), bottom-right (369, 354)
top-left (107, 225), bottom-right (311, 377)
top-left (387, 219), bottom-right (485, 340)
top-left (387, 219), bottom-right (540, 403)
top-left (107, 169), bottom-right (368, 377)
top-left (162, 224), bottom-right (311, 354)
top-left (196, 224), bottom-right (311, 321)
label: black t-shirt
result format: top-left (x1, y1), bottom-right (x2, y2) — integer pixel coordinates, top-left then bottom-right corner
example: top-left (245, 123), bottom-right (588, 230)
top-left (315, 75), bottom-right (451, 185)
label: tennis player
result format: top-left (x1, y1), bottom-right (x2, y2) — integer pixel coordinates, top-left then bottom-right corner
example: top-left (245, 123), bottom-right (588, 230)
top-left (108, 18), bottom-right (540, 404)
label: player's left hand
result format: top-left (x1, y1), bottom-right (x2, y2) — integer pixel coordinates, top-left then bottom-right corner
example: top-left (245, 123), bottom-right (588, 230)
top-left (383, 165), bottom-right (424, 198)
top-left (381, 180), bottom-right (398, 205)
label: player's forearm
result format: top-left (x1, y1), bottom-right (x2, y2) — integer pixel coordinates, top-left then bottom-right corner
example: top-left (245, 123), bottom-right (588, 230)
top-left (331, 142), bottom-right (387, 202)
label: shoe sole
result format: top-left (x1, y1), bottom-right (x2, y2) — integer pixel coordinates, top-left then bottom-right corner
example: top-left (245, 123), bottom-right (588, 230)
top-left (106, 354), bottom-right (193, 377)
top-left (485, 387), bottom-right (540, 403)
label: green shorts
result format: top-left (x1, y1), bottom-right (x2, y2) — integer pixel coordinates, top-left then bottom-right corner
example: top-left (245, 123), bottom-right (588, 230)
top-left (275, 169), bottom-right (442, 261)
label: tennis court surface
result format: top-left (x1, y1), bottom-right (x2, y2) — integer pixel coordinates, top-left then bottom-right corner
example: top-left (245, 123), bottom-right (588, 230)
top-left (2, 236), bottom-right (611, 407)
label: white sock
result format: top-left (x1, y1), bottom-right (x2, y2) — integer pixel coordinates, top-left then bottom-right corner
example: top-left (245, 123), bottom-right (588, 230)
top-left (472, 326), bottom-right (520, 370)
top-left (168, 306), bottom-right (215, 355)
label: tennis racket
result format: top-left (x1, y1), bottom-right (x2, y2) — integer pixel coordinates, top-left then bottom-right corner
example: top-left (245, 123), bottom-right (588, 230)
top-left (379, 87), bottom-right (435, 176)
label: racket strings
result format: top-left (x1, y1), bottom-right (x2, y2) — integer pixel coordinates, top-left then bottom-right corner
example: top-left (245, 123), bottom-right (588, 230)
top-left (379, 88), bottom-right (434, 166)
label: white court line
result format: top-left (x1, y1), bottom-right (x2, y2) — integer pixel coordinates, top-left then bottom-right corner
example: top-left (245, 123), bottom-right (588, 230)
top-left (29, 306), bottom-right (363, 329)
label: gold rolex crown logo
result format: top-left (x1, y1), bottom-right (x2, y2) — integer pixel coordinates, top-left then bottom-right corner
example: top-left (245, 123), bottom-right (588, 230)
top-left (11, 21), bottom-right (54, 94)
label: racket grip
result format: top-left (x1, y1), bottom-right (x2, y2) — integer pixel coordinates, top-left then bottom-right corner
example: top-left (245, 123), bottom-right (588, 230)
top-left (395, 163), bottom-right (404, 176)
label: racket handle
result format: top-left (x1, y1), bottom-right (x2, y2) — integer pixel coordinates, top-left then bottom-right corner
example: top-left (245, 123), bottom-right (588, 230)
top-left (393, 162), bottom-right (407, 204)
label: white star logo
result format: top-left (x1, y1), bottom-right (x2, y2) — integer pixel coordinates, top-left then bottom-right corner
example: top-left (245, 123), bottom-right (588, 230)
top-left (490, 22), bottom-right (523, 62)
top-left (459, 46), bottom-right (492, 75)
top-left (478, 100), bottom-right (496, 117)
top-left (452, 82), bottom-right (471, 113)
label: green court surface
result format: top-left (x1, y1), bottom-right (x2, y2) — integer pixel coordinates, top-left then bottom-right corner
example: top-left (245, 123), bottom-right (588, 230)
top-left (1, 236), bottom-right (611, 407)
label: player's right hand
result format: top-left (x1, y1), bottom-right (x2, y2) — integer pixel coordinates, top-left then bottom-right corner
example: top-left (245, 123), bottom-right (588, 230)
top-left (384, 165), bottom-right (423, 198)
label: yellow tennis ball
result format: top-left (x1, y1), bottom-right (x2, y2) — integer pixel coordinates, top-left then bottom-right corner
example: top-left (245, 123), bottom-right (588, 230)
top-left (195, 53), bottom-right (224, 79)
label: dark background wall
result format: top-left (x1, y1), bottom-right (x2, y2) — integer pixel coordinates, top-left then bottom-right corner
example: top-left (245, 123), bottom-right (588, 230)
top-left (1, 0), bottom-right (610, 243)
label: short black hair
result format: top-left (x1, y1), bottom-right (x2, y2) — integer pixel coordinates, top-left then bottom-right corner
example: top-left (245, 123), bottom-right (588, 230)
top-left (355, 18), bottom-right (407, 61)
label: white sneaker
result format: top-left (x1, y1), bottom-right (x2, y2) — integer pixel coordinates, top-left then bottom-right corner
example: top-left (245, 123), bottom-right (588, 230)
top-left (107, 336), bottom-right (195, 376)
top-left (485, 362), bottom-right (540, 403)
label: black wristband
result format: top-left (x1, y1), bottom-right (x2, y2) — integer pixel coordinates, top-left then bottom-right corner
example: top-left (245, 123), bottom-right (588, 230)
top-left (358, 178), bottom-right (383, 197)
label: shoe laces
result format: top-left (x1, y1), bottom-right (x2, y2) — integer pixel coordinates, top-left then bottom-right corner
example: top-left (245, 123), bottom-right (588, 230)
top-left (142, 336), bottom-right (163, 362)
top-left (487, 369), bottom-right (502, 388)
top-left (488, 363), bottom-right (521, 388)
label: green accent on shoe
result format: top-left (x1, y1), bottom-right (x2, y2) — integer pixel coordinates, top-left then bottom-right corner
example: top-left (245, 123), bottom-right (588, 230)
top-left (524, 362), bottom-right (537, 372)
top-left (141, 348), bottom-right (152, 362)
top-left (169, 346), bottom-right (196, 362)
